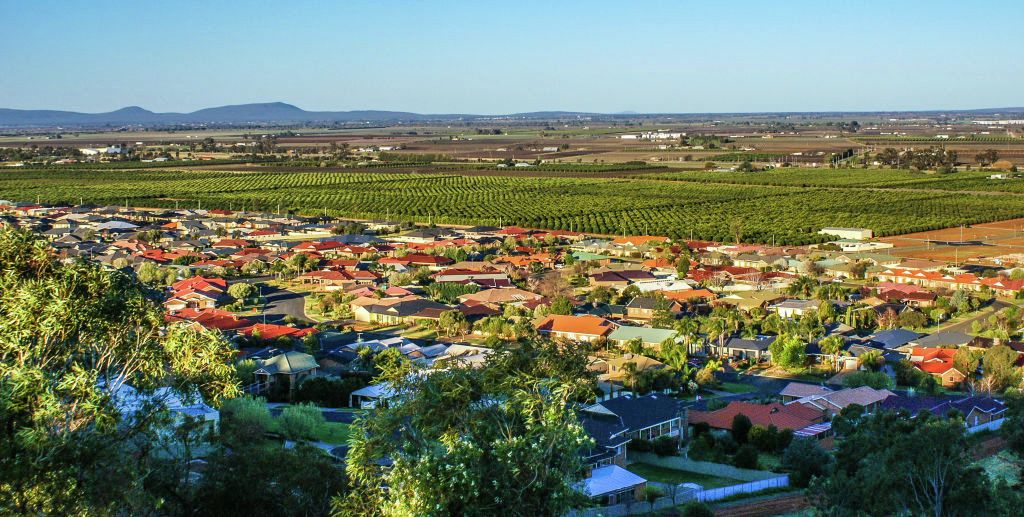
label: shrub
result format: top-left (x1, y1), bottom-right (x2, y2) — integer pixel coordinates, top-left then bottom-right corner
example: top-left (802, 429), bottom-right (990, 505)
top-left (278, 402), bottom-right (326, 441)
top-left (628, 438), bottom-right (653, 453)
top-left (774, 428), bottom-right (794, 454)
top-left (294, 376), bottom-right (369, 408)
top-left (680, 501), bottom-right (714, 517)
top-left (651, 435), bottom-right (678, 457)
top-left (731, 414), bottom-right (752, 444)
top-left (747, 424), bottom-right (774, 452)
top-left (841, 370), bottom-right (894, 390)
top-left (691, 421), bottom-right (711, 438)
top-left (220, 395), bottom-right (272, 444)
top-left (781, 437), bottom-right (831, 487)
top-left (732, 444), bottom-right (759, 469)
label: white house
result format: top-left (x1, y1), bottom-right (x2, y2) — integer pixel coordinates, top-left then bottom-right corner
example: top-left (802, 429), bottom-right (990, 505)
top-left (818, 227), bottom-right (873, 240)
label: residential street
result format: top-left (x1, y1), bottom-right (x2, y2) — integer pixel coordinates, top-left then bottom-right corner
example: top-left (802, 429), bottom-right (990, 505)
top-left (940, 300), bottom-right (1013, 334)
top-left (229, 276), bottom-right (309, 324)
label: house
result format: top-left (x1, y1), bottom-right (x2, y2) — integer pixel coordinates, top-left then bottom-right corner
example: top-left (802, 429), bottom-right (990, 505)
top-left (579, 410), bottom-right (631, 469)
top-left (580, 465), bottom-right (647, 506)
top-left (535, 314), bottom-right (616, 342)
top-left (708, 335), bottom-right (776, 362)
top-left (624, 296), bottom-right (681, 322)
top-left (714, 291), bottom-right (786, 312)
top-left (818, 227), bottom-right (873, 240)
top-left (597, 355), bottom-right (668, 386)
top-left (864, 328), bottom-right (923, 350)
top-left (779, 382), bottom-right (833, 403)
top-left (583, 393), bottom-right (687, 442)
top-left (589, 269), bottom-right (655, 287)
top-left (353, 296), bottom-right (451, 325)
top-left (457, 287), bottom-right (543, 306)
top-left (789, 386), bottom-right (895, 418)
top-left (909, 347), bottom-right (966, 387)
top-left (877, 395), bottom-right (1007, 432)
top-left (910, 331), bottom-right (978, 350)
top-left (768, 299), bottom-right (820, 318)
top-left (607, 326), bottom-right (679, 350)
top-left (252, 351), bottom-right (319, 392)
top-left (688, 401), bottom-right (824, 434)
top-left (432, 267), bottom-right (509, 284)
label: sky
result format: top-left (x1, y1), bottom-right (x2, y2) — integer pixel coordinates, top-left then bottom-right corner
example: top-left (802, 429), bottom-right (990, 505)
top-left (2, 0), bottom-right (1022, 114)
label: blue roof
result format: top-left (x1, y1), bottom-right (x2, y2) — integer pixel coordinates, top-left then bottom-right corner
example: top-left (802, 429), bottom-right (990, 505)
top-left (868, 328), bottom-right (922, 349)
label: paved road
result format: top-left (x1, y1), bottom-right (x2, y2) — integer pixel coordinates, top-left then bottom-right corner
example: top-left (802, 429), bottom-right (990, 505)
top-left (941, 300), bottom-right (1012, 334)
top-left (229, 276), bottom-right (308, 324)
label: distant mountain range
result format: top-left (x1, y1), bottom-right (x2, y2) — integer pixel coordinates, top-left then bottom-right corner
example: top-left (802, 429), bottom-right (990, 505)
top-left (1, 102), bottom-right (1023, 128)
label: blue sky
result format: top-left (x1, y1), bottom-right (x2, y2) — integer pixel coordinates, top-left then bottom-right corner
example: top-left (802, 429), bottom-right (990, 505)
top-left (2, 0), bottom-right (1021, 114)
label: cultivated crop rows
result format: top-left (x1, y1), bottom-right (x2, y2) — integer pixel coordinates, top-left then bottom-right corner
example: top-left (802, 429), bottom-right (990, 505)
top-left (5, 169), bottom-right (1024, 245)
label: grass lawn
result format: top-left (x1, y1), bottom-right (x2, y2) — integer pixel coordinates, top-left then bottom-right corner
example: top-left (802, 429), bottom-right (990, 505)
top-left (625, 463), bottom-right (743, 489)
top-left (401, 326), bottom-right (438, 340)
top-left (758, 453), bottom-right (782, 470)
top-left (718, 381), bottom-right (756, 394)
top-left (314, 422), bottom-right (351, 446)
top-left (976, 451), bottom-right (1021, 486)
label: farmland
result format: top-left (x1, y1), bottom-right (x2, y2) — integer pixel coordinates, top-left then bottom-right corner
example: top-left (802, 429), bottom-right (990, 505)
top-left (8, 167), bottom-right (1024, 245)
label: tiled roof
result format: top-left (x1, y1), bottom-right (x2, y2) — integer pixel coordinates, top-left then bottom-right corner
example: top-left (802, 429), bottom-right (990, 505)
top-left (535, 314), bottom-right (615, 337)
top-left (688, 401), bottom-right (819, 432)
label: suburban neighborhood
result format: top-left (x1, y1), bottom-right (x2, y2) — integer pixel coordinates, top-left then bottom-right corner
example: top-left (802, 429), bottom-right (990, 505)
top-left (3, 198), bottom-right (1024, 516)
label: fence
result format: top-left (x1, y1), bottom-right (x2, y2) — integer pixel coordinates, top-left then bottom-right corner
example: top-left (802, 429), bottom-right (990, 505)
top-left (967, 418), bottom-right (1003, 434)
top-left (569, 475), bottom-right (789, 517)
top-left (696, 475), bottom-right (789, 503)
top-left (568, 488), bottom-right (698, 517)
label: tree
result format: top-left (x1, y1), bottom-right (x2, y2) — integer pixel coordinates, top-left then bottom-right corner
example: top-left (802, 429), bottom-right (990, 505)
top-left (898, 310), bottom-right (928, 329)
top-left (279, 402), bottom-right (327, 441)
top-left (220, 395), bottom-right (273, 444)
top-left (975, 149), bottom-right (999, 166)
top-left (841, 370), bottom-right (895, 390)
top-left (782, 438), bottom-right (831, 488)
top-left (982, 345), bottom-right (1022, 392)
top-left (438, 310), bottom-right (469, 338)
top-left (287, 252), bottom-right (314, 274)
top-left (0, 227), bottom-right (239, 514)
top-left (858, 349), bottom-right (884, 372)
top-left (787, 276), bottom-right (818, 298)
top-left (733, 444), bottom-right (759, 469)
top-left (227, 282), bottom-right (257, 301)
top-left (819, 335), bottom-right (846, 373)
top-left (676, 257), bottom-right (690, 279)
top-left (952, 347), bottom-right (983, 376)
top-left (812, 409), bottom-right (1006, 517)
top-left (550, 295), bottom-right (573, 315)
top-left (197, 442), bottom-right (348, 517)
top-left (731, 414), bottom-right (752, 444)
top-left (345, 359), bottom-right (592, 516)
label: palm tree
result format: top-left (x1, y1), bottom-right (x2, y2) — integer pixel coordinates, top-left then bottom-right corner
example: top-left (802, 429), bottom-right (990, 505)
top-left (675, 317), bottom-right (700, 353)
top-left (788, 276), bottom-right (818, 299)
top-left (706, 319), bottom-right (728, 357)
top-left (622, 361), bottom-right (639, 395)
top-left (858, 350), bottom-right (884, 372)
top-left (819, 335), bottom-right (846, 373)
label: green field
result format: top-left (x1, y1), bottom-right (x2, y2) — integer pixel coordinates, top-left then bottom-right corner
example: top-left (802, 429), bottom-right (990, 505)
top-left (6, 168), bottom-right (1024, 245)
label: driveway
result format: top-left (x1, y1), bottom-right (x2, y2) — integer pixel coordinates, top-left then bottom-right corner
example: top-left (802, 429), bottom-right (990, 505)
top-left (229, 276), bottom-right (309, 324)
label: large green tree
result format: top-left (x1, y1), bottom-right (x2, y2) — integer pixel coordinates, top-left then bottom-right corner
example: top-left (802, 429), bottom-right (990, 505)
top-left (814, 408), bottom-right (1020, 517)
top-left (344, 349), bottom-right (593, 516)
top-left (0, 227), bottom-right (239, 514)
